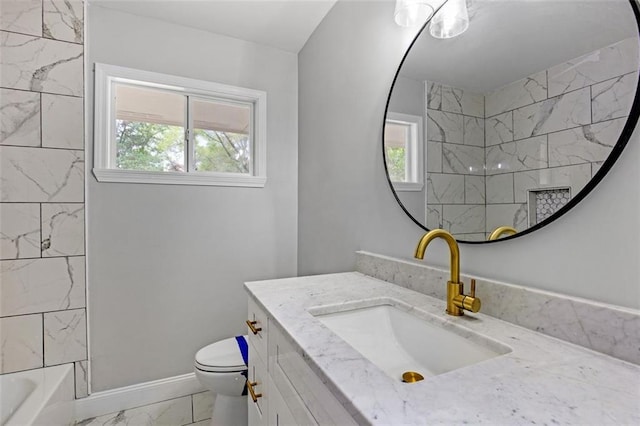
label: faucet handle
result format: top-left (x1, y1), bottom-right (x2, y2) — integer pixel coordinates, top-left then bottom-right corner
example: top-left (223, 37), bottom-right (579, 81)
top-left (453, 278), bottom-right (481, 313)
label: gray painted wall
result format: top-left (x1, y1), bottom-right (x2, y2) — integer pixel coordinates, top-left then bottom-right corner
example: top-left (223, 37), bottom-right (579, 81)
top-left (389, 76), bottom-right (425, 117)
top-left (298, 0), bottom-right (640, 309)
top-left (388, 75), bottom-right (423, 116)
top-left (87, 5), bottom-right (298, 391)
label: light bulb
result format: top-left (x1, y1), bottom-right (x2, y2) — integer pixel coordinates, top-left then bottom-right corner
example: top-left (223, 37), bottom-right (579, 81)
top-left (394, 0), bottom-right (434, 27)
top-left (429, 0), bottom-right (469, 39)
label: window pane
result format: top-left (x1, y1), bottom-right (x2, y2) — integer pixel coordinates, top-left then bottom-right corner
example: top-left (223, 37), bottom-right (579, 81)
top-left (114, 84), bottom-right (185, 172)
top-left (384, 122), bottom-right (410, 182)
top-left (191, 97), bottom-right (251, 174)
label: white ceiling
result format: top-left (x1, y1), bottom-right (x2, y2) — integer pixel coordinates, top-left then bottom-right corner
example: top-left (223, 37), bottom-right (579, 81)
top-left (89, 0), bottom-right (638, 89)
top-left (90, 0), bottom-right (338, 53)
top-left (400, 0), bottom-right (638, 93)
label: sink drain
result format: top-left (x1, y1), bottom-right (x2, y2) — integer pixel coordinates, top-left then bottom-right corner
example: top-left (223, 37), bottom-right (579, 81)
top-left (402, 371), bottom-right (424, 383)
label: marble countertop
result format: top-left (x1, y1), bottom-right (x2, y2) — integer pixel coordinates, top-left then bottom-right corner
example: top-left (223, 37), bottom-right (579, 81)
top-left (245, 272), bottom-right (640, 425)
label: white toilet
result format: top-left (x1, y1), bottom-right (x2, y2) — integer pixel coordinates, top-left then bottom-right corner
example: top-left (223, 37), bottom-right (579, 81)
top-left (195, 336), bottom-right (249, 426)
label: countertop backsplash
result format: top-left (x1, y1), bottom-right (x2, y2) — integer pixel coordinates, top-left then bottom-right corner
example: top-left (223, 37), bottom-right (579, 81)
top-left (355, 251), bottom-right (640, 365)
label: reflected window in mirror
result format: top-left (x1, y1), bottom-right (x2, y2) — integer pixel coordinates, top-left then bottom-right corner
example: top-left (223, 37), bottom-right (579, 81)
top-left (384, 112), bottom-right (424, 191)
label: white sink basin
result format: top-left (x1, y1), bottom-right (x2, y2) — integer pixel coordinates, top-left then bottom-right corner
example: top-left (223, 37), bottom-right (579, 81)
top-left (313, 304), bottom-right (510, 382)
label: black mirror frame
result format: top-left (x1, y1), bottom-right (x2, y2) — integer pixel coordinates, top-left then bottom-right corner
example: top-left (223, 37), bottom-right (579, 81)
top-left (382, 0), bottom-right (640, 244)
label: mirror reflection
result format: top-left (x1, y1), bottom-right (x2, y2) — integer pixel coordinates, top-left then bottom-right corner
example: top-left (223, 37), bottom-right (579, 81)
top-left (385, 0), bottom-right (639, 242)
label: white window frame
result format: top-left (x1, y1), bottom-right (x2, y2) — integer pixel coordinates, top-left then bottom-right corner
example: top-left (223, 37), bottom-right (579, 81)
top-left (385, 112), bottom-right (424, 191)
top-left (93, 63), bottom-right (267, 187)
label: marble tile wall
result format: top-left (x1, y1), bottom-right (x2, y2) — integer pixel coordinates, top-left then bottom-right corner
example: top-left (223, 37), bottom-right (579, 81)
top-left (75, 391), bottom-right (215, 426)
top-left (426, 81), bottom-right (486, 240)
top-left (0, 0), bottom-right (87, 398)
top-left (483, 37), bottom-right (637, 230)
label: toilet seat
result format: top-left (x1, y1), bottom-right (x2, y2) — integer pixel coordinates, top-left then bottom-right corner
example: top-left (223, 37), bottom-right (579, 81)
top-left (195, 336), bottom-right (248, 373)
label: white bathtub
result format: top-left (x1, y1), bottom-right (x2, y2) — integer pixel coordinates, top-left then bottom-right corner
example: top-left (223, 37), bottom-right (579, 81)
top-left (0, 364), bottom-right (75, 425)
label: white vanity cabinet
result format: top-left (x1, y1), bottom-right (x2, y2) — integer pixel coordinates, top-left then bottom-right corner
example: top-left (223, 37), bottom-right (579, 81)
top-left (246, 298), bottom-right (356, 426)
top-left (247, 349), bottom-right (268, 426)
top-left (245, 272), bottom-right (640, 425)
top-left (247, 297), bottom-right (269, 425)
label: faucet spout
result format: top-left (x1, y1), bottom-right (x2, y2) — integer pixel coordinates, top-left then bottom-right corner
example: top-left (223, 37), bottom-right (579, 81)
top-left (414, 229), bottom-right (480, 316)
top-left (488, 226), bottom-right (517, 241)
top-left (414, 229), bottom-right (460, 284)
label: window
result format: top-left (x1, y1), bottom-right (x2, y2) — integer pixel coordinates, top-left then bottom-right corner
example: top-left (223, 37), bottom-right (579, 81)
top-left (94, 63), bottom-right (267, 187)
top-left (384, 112), bottom-right (424, 191)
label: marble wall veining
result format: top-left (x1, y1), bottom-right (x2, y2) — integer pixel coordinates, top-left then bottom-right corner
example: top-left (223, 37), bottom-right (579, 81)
top-left (0, 0), bottom-right (87, 398)
top-left (75, 391), bottom-right (215, 426)
top-left (356, 251), bottom-right (640, 366)
top-left (484, 37), bottom-right (637, 229)
top-left (425, 37), bottom-right (637, 237)
top-left (425, 81), bottom-right (486, 241)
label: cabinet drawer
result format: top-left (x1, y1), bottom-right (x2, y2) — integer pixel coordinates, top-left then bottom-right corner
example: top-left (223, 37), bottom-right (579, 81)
top-left (271, 358), bottom-right (318, 425)
top-left (248, 341), bottom-right (268, 424)
top-left (268, 379), bottom-right (299, 426)
top-left (272, 325), bottom-right (357, 425)
top-left (247, 297), bottom-right (268, 365)
top-left (248, 391), bottom-right (263, 426)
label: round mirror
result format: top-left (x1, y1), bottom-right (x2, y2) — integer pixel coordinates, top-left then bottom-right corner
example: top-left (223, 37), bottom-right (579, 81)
top-left (384, 0), bottom-right (640, 243)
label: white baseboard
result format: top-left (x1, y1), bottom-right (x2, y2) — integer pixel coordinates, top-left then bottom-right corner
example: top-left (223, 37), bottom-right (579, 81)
top-left (74, 372), bottom-right (205, 420)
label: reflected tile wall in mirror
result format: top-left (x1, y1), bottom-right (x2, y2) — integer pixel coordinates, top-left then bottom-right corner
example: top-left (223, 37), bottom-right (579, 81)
top-left (592, 72), bottom-right (637, 122)
top-left (422, 37), bottom-right (638, 240)
top-left (426, 82), bottom-right (487, 241)
top-left (485, 111), bottom-right (513, 146)
top-left (485, 70), bottom-right (547, 118)
top-left (547, 37), bottom-right (638, 97)
top-left (483, 38), bottom-right (636, 234)
top-left (548, 118), bottom-right (626, 167)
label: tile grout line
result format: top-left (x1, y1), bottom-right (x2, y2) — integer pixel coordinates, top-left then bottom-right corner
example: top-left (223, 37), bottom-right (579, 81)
top-left (0, 28), bottom-right (84, 47)
top-left (41, 312), bottom-right (45, 368)
top-left (191, 393), bottom-right (195, 423)
top-left (0, 85), bottom-right (84, 98)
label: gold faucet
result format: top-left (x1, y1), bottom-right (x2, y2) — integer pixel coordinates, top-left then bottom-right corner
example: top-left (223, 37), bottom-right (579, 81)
top-left (487, 226), bottom-right (517, 241)
top-left (414, 229), bottom-right (480, 316)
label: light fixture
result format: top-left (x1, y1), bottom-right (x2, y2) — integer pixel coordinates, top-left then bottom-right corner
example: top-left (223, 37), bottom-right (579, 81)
top-left (394, 0), bottom-right (435, 27)
top-left (429, 0), bottom-right (469, 39)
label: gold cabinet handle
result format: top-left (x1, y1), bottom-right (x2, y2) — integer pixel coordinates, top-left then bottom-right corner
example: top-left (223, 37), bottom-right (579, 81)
top-left (247, 380), bottom-right (262, 402)
top-left (246, 320), bottom-right (262, 335)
